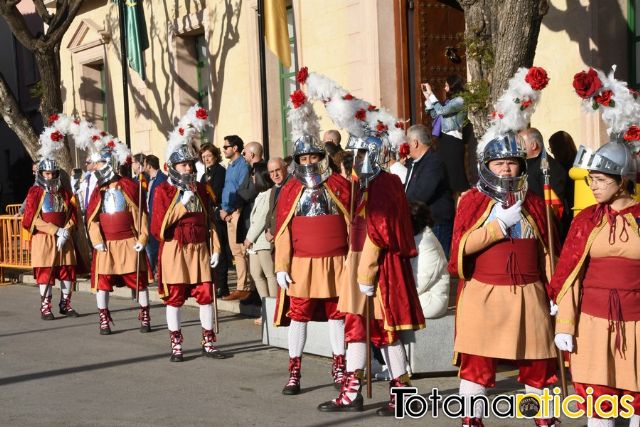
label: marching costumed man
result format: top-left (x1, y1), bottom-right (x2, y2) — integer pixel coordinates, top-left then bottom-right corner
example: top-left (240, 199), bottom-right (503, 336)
top-left (150, 106), bottom-right (225, 362)
top-left (302, 70), bottom-right (425, 416)
top-left (81, 124), bottom-right (152, 335)
top-left (273, 80), bottom-right (349, 394)
top-left (448, 68), bottom-right (560, 427)
top-left (23, 114), bottom-right (80, 320)
top-left (552, 67), bottom-right (640, 427)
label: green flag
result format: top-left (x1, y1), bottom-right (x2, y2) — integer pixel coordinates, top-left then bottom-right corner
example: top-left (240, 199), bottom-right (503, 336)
top-left (116, 0), bottom-right (149, 80)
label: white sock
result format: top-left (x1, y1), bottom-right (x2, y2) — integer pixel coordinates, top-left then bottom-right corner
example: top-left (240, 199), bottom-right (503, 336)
top-left (138, 288), bottom-right (149, 307)
top-left (459, 379), bottom-right (487, 420)
top-left (60, 281), bottom-right (72, 299)
top-left (199, 304), bottom-right (213, 330)
top-left (96, 290), bottom-right (109, 309)
top-left (288, 320), bottom-right (307, 358)
top-left (630, 415), bottom-right (640, 427)
top-left (525, 384), bottom-right (554, 420)
top-left (345, 342), bottom-right (367, 372)
top-left (328, 318), bottom-right (345, 356)
top-left (39, 284), bottom-right (52, 298)
top-left (166, 305), bottom-right (181, 332)
top-left (382, 341), bottom-right (408, 379)
top-left (588, 418), bottom-right (615, 427)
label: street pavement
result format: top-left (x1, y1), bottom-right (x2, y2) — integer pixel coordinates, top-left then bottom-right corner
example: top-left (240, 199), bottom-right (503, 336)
top-left (0, 284), bottom-right (602, 426)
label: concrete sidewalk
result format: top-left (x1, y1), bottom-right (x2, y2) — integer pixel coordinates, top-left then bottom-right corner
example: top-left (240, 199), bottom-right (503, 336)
top-left (0, 284), bottom-right (592, 426)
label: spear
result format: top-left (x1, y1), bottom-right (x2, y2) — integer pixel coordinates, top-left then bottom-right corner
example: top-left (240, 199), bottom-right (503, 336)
top-left (541, 150), bottom-right (568, 399)
top-left (135, 172), bottom-right (143, 302)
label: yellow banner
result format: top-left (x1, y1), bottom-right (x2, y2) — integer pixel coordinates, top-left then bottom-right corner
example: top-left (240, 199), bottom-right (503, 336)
top-left (264, 0), bottom-right (291, 68)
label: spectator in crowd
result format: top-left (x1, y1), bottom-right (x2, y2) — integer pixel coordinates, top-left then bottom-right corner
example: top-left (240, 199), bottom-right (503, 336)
top-left (200, 144), bottom-right (231, 298)
top-left (548, 130), bottom-right (578, 174)
top-left (143, 155), bottom-right (167, 277)
top-left (323, 129), bottom-right (342, 150)
top-left (132, 153), bottom-right (147, 179)
top-left (265, 157), bottom-right (290, 242)
top-left (78, 155), bottom-right (98, 213)
top-left (408, 201), bottom-right (450, 319)
top-left (219, 135), bottom-right (251, 301)
top-left (237, 142), bottom-right (266, 242)
top-left (244, 162), bottom-right (276, 325)
top-left (404, 124), bottom-right (455, 258)
top-left (332, 150), bottom-right (353, 181)
top-left (423, 75), bottom-right (470, 197)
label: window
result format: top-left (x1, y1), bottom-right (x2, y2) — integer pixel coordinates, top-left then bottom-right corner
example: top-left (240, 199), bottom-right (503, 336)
top-left (278, 5), bottom-right (298, 155)
top-left (80, 61), bottom-right (108, 131)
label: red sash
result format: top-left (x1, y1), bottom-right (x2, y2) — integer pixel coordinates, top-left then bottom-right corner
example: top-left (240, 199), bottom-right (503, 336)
top-left (41, 212), bottom-right (66, 228)
top-left (99, 212), bottom-right (135, 241)
top-left (291, 214), bottom-right (348, 257)
top-left (471, 239), bottom-right (540, 286)
top-left (582, 257), bottom-right (640, 321)
top-left (168, 213), bottom-right (207, 245)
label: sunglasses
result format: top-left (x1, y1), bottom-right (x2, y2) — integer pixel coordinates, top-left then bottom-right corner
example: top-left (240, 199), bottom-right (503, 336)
top-left (222, 145), bottom-right (233, 150)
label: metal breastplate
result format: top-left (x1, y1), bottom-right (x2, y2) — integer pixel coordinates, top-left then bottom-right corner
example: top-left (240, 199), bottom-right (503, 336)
top-left (182, 191), bottom-right (204, 213)
top-left (41, 192), bottom-right (65, 213)
top-left (295, 187), bottom-right (338, 217)
top-left (102, 188), bottom-right (128, 214)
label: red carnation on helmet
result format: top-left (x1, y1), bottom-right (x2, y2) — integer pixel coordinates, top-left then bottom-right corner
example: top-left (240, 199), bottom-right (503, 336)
top-left (178, 127), bottom-right (185, 136)
top-left (290, 90), bottom-right (307, 109)
top-left (624, 125), bottom-right (640, 142)
top-left (399, 142), bottom-right (410, 158)
top-left (375, 121), bottom-right (388, 133)
top-left (573, 68), bottom-right (603, 99)
top-left (73, 118), bottom-right (81, 125)
top-left (395, 121), bottom-right (405, 130)
top-left (91, 135), bottom-right (100, 142)
top-left (296, 67), bottom-right (309, 85)
top-left (50, 130), bottom-right (63, 142)
top-left (48, 113), bottom-right (59, 125)
top-left (354, 108), bottom-right (366, 121)
top-left (367, 105), bottom-right (377, 112)
top-left (107, 141), bottom-right (115, 148)
top-left (520, 98), bottom-right (533, 110)
top-left (525, 67), bottom-right (549, 91)
top-left (595, 90), bottom-right (614, 107)
top-left (196, 108), bottom-right (208, 120)
top-left (342, 94), bottom-right (354, 100)
top-left (100, 131), bottom-right (107, 137)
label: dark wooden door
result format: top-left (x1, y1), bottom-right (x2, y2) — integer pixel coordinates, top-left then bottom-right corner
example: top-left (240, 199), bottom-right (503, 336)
top-left (398, 0), bottom-right (466, 127)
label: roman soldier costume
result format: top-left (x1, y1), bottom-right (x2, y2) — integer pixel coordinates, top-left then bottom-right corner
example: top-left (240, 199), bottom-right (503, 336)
top-left (23, 114), bottom-right (79, 320)
top-left (449, 68), bottom-right (558, 427)
top-left (150, 105), bottom-right (225, 362)
top-left (274, 85), bottom-right (349, 394)
top-left (551, 68), bottom-right (640, 427)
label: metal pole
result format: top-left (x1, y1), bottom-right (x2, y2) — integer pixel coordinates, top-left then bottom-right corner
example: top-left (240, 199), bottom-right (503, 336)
top-left (257, 0), bottom-right (270, 159)
top-left (117, 0), bottom-right (132, 149)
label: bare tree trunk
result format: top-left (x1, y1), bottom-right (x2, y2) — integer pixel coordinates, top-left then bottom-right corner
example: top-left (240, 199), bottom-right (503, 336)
top-left (460, 0), bottom-right (548, 138)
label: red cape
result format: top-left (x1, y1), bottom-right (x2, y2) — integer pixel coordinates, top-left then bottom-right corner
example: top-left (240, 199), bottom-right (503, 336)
top-left (551, 203), bottom-right (640, 304)
top-left (22, 185), bottom-right (77, 233)
top-left (273, 173), bottom-right (351, 326)
top-left (365, 171), bottom-right (425, 331)
top-left (150, 181), bottom-right (213, 297)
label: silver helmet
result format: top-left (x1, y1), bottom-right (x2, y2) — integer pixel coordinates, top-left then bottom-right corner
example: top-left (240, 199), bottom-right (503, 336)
top-left (167, 144), bottom-right (198, 191)
top-left (35, 158), bottom-right (61, 192)
top-left (477, 131), bottom-right (528, 206)
top-left (346, 135), bottom-right (383, 188)
top-left (574, 135), bottom-right (637, 183)
top-left (292, 135), bottom-right (331, 188)
top-left (93, 147), bottom-right (116, 187)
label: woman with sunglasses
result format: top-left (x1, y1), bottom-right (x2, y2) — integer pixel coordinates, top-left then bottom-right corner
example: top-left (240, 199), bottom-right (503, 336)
top-left (551, 138), bottom-right (640, 426)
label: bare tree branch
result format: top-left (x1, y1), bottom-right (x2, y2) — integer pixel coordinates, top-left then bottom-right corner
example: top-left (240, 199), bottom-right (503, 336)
top-left (45, 0), bottom-right (83, 49)
top-left (33, 0), bottom-right (53, 25)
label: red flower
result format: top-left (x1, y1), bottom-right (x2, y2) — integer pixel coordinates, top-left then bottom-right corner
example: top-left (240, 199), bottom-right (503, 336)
top-left (296, 67), bottom-right (309, 85)
top-left (367, 105), bottom-right (377, 112)
top-left (631, 89), bottom-right (639, 99)
top-left (398, 142), bottom-right (410, 158)
top-left (91, 135), bottom-right (100, 142)
top-left (342, 93), bottom-right (354, 100)
top-left (395, 121), bottom-right (405, 129)
top-left (595, 89), bottom-right (614, 107)
top-left (375, 121), bottom-right (388, 133)
top-left (290, 90), bottom-right (307, 108)
top-left (196, 108), bottom-right (208, 120)
top-left (354, 108), bottom-right (367, 121)
top-left (178, 128), bottom-right (185, 136)
top-left (125, 155), bottom-right (132, 165)
top-left (520, 98), bottom-right (533, 110)
top-left (100, 131), bottom-right (107, 137)
top-left (107, 141), bottom-right (115, 148)
top-left (491, 111), bottom-right (504, 119)
top-left (48, 113), bottom-right (59, 125)
top-left (50, 130), bottom-right (63, 142)
top-left (73, 118), bottom-right (80, 125)
top-left (573, 68), bottom-right (603, 99)
top-left (624, 125), bottom-right (640, 142)
top-left (525, 67), bottom-right (549, 91)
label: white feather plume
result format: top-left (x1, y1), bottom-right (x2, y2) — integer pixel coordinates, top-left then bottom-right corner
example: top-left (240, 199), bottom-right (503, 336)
top-left (286, 97), bottom-right (321, 141)
top-left (166, 104), bottom-right (211, 163)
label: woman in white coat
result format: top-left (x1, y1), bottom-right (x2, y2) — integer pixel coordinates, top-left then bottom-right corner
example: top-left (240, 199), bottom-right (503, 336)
top-left (408, 201), bottom-right (450, 319)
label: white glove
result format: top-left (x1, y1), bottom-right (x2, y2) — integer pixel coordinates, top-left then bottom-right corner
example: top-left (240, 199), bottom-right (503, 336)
top-left (56, 227), bottom-right (70, 239)
top-left (56, 236), bottom-right (67, 251)
top-left (133, 242), bottom-right (145, 252)
top-left (359, 283), bottom-right (374, 297)
top-left (94, 243), bottom-right (106, 252)
top-left (549, 300), bottom-right (558, 316)
top-left (276, 271), bottom-right (292, 290)
top-left (495, 200), bottom-right (523, 229)
top-left (554, 333), bottom-right (573, 352)
top-left (180, 190), bottom-right (194, 205)
top-left (210, 252), bottom-right (220, 268)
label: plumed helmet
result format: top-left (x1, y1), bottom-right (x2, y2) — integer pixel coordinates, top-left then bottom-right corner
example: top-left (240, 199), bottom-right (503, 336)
top-left (292, 135), bottom-right (330, 188)
top-left (477, 131), bottom-right (528, 205)
top-left (35, 159), bottom-right (61, 192)
top-left (574, 136), bottom-right (637, 183)
top-left (346, 134), bottom-right (383, 188)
